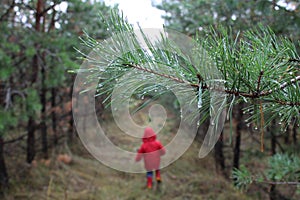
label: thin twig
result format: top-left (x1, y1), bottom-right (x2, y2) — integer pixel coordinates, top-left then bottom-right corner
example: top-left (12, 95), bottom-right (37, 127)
top-left (256, 70), bottom-right (264, 94)
top-left (254, 180), bottom-right (300, 185)
top-left (289, 58), bottom-right (300, 63)
top-left (261, 75), bottom-right (300, 97)
top-left (123, 63), bottom-right (191, 85)
top-left (3, 133), bottom-right (27, 145)
top-left (274, 99), bottom-right (300, 106)
top-left (259, 101), bottom-right (265, 152)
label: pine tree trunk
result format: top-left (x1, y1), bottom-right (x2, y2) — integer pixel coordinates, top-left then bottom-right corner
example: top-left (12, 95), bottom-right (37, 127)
top-left (51, 88), bottom-right (58, 146)
top-left (284, 125), bottom-right (290, 144)
top-left (233, 124), bottom-right (241, 169)
top-left (233, 103), bottom-right (243, 170)
top-left (68, 85), bottom-right (74, 144)
top-left (0, 136), bottom-right (9, 191)
top-left (40, 64), bottom-right (48, 159)
top-left (214, 131), bottom-right (226, 176)
top-left (293, 124), bottom-right (297, 145)
top-left (270, 120), bottom-right (277, 156)
top-left (269, 120), bottom-right (278, 199)
top-left (269, 184), bottom-right (276, 200)
top-left (26, 117), bottom-right (35, 163)
top-left (26, 0), bottom-right (43, 164)
top-left (0, 83), bottom-right (9, 190)
top-left (40, 121), bottom-right (48, 159)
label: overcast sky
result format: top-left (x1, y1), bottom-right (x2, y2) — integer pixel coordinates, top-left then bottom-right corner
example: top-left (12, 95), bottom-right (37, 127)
top-left (104, 0), bottom-right (165, 28)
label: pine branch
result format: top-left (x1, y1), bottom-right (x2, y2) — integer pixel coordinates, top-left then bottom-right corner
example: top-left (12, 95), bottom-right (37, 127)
top-left (122, 63), bottom-right (197, 86)
top-left (122, 63), bottom-right (300, 106)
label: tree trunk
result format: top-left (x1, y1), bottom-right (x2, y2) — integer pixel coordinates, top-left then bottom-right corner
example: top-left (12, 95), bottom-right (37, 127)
top-left (68, 85), bottom-right (74, 144)
top-left (270, 120), bottom-right (277, 156)
top-left (269, 120), bottom-right (278, 199)
top-left (269, 184), bottom-right (276, 200)
top-left (214, 131), bottom-right (226, 176)
top-left (51, 88), bottom-right (58, 146)
top-left (26, 0), bottom-right (43, 164)
top-left (233, 123), bottom-right (241, 169)
top-left (0, 83), bottom-right (9, 190)
top-left (293, 124), bottom-right (297, 145)
top-left (0, 136), bottom-right (9, 191)
top-left (284, 124), bottom-right (290, 144)
top-left (26, 117), bottom-right (35, 163)
top-left (40, 65), bottom-right (48, 159)
top-left (233, 103), bottom-right (243, 170)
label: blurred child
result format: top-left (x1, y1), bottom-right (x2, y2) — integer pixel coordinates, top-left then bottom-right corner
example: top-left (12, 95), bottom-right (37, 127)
top-left (135, 127), bottom-right (166, 189)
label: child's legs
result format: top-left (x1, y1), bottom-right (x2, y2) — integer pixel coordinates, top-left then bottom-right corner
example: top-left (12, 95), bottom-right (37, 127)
top-left (146, 171), bottom-right (153, 178)
top-left (146, 171), bottom-right (153, 188)
top-left (155, 169), bottom-right (161, 181)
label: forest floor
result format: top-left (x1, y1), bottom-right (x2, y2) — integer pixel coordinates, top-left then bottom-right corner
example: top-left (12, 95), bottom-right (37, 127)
top-left (2, 100), bottom-right (298, 199)
top-left (3, 141), bottom-right (254, 200)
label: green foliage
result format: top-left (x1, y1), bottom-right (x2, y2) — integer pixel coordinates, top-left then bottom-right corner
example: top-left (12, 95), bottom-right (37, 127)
top-left (266, 153), bottom-right (300, 182)
top-left (0, 109), bottom-right (18, 134)
top-left (157, 0), bottom-right (300, 40)
top-left (79, 10), bottom-right (300, 128)
top-left (204, 26), bottom-right (300, 127)
top-left (232, 165), bottom-right (253, 190)
top-left (232, 153), bottom-right (300, 190)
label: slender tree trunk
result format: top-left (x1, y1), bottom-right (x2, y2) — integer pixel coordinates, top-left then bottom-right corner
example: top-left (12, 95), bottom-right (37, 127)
top-left (269, 120), bottom-right (278, 199)
top-left (233, 123), bottom-right (241, 169)
top-left (284, 124), bottom-right (290, 144)
top-left (0, 136), bottom-right (9, 191)
top-left (27, 0), bottom-right (43, 164)
top-left (269, 184), bottom-right (276, 200)
top-left (68, 84), bottom-right (74, 144)
top-left (214, 131), bottom-right (226, 175)
top-left (233, 103), bottom-right (243, 170)
top-left (0, 83), bottom-right (9, 190)
top-left (51, 88), bottom-right (58, 146)
top-left (270, 120), bottom-right (277, 156)
top-left (40, 64), bottom-right (48, 159)
top-left (68, 111), bottom-right (74, 144)
top-left (26, 117), bottom-right (35, 163)
top-left (293, 124), bottom-right (297, 145)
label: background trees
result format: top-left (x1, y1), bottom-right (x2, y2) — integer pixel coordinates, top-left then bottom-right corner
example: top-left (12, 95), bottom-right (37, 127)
top-left (156, 0), bottom-right (300, 40)
top-left (0, 0), bottom-right (113, 190)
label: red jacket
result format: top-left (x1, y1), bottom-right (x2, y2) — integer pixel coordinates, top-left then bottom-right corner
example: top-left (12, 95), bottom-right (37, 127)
top-left (135, 127), bottom-right (166, 171)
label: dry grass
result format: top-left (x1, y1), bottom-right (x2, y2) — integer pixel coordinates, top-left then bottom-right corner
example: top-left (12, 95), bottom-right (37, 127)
top-left (2, 100), bottom-right (258, 200)
top-left (2, 138), bottom-right (254, 200)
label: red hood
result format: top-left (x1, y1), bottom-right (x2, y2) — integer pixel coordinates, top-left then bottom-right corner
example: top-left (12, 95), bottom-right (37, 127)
top-left (142, 127), bottom-right (156, 143)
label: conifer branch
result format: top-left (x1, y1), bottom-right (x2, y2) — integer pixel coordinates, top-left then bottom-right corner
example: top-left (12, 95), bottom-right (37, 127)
top-left (122, 63), bottom-right (195, 86)
top-left (122, 63), bottom-right (300, 105)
